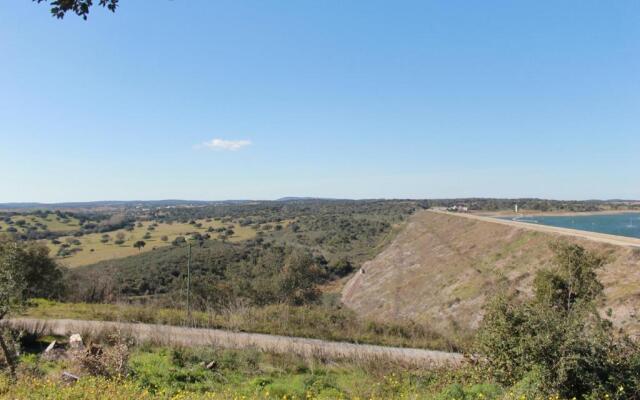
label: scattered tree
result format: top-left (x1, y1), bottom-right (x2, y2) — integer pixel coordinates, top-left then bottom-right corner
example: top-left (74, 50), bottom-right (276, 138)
top-left (172, 236), bottom-right (186, 246)
top-left (133, 240), bottom-right (146, 251)
top-left (114, 232), bottom-right (126, 245)
top-left (328, 259), bottom-right (354, 277)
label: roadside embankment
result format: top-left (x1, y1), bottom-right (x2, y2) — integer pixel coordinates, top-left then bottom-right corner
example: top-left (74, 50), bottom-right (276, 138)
top-left (7, 317), bottom-right (465, 367)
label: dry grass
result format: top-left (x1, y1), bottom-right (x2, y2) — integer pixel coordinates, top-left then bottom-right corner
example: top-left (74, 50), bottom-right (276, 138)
top-left (0, 214), bottom-right (80, 234)
top-left (45, 219), bottom-right (257, 268)
top-left (7, 318), bottom-right (464, 368)
top-left (342, 210), bottom-right (640, 337)
top-left (19, 300), bottom-right (464, 352)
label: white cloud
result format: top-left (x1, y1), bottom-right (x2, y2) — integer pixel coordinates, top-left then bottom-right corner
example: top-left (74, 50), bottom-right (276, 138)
top-left (196, 138), bottom-right (252, 151)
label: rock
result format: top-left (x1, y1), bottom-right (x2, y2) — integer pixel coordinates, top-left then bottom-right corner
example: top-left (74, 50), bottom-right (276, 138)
top-left (44, 340), bottom-right (57, 353)
top-left (69, 334), bottom-right (84, 349)
top-left (61, 371), bottom-right (79, 383)
top-left (206, 360), bottom-right (218, 370)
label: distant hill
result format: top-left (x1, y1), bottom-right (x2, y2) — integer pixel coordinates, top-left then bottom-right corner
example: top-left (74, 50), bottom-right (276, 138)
top-left (342, 210), bottom-right (640, 338)
top-left (3, 197), bottom-right (638, 212)
top-left (1, 198), bottom-right (349, 210)
top-left (0, 200), bottom-right (254, 211)
top-left (276, 197), bottom-right (345, 202)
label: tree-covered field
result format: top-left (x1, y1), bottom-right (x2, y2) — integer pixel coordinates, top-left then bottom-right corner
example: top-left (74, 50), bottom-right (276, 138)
top-left (46, 219), bottom-right (262, 268)
top-left (0, 212), bottom-right (81, 236)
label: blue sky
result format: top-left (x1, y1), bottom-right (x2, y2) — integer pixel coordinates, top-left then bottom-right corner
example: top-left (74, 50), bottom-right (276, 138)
top-left (1, 1), bottom-right (638, 202)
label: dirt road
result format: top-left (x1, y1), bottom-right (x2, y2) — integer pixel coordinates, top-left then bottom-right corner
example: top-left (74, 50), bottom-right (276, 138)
top-left (429, 210), bottom-right (640, 248)
top-left (8, 318), bottom-right (464, 366)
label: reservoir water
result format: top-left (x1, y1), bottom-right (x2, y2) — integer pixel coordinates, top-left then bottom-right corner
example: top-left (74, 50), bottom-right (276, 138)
top-left (501, 212), bottom-right (640, 239)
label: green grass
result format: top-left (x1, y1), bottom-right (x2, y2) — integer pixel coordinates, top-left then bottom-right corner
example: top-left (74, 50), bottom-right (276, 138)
top-left (2, 344), bottom-right (497, 400)
top-left (8, 340), bottom-right (624, 399)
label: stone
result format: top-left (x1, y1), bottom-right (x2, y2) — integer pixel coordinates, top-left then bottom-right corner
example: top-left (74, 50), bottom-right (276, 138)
top-left (44, 340), bottom-right (56, 353)
top-left (69, 334), bottom-right (84, 349)
top-left (61, 371), bottom-right (79, 383)
top-left (206, 360), bottom-right (218, 370)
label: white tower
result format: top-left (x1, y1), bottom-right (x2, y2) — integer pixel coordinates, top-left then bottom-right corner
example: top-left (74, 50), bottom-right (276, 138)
top-left (515, 203), bottom-right (518, 214)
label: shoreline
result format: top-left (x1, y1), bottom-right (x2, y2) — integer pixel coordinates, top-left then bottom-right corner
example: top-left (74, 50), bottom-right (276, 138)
top-left (476, 209), bottom-right (640, 218)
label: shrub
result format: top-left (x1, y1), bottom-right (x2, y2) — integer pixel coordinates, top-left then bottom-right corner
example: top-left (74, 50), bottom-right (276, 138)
top-left (80, 334), bottom-right (131, 378)
top-left (328, 259), bottom-right (354, 277)
top-left (476, 243), bottom-right (640, 398)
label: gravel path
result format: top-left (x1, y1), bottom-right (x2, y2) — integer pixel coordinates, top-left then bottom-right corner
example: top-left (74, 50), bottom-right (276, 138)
top-left (8, 318), bottom-right (464, 367)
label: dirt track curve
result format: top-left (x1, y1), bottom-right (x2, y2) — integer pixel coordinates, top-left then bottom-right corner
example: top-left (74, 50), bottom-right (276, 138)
top-left (7, 318), bottom-right (464, 366)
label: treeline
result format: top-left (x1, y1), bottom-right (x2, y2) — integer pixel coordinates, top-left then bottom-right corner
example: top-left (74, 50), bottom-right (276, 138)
top-left (148, 199), bottom-right (419, 224)
top-left (426, 198), bottom-right (637, 212)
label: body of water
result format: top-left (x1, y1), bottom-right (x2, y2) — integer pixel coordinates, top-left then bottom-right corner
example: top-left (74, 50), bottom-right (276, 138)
top-left (501, 212), bottom-right (640, 239)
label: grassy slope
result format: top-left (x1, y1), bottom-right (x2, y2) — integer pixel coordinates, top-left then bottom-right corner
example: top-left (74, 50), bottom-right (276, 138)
top-left (342, 210), bottom-right (640, 337)
top-left (47, 219), bottom-right (257, 268)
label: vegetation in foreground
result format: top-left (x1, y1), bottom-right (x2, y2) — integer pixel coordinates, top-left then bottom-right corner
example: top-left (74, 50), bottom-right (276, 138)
top-left (0, 333), bottom-right (634, 400)
top-left (2, 342), bottom-right (492, 400)
top-left (477, 244), bottom-right (640, 398)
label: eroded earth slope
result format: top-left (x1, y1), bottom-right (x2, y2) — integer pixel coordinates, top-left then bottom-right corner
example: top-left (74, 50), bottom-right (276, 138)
top-left (342, 210), bottom-right (640, 336)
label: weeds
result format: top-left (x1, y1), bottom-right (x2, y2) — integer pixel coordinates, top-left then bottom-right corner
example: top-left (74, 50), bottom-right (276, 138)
top-left (21, 299), bottom-right (465, 352)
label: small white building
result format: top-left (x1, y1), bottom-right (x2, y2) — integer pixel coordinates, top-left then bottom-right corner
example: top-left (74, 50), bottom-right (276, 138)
top-left (447, 205), bottom-right (469, 213)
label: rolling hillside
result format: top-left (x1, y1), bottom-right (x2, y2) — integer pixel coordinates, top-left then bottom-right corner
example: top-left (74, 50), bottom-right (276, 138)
top-left (342, 210), bottom-right (640, 337)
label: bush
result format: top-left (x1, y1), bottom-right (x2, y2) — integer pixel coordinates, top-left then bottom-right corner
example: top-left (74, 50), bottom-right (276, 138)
top-left (80, 334), bottom-right (131, 378)
top-left (328, 259), bottom-right (354, 277)
top-left (476, 243), bottom-right (640, 398)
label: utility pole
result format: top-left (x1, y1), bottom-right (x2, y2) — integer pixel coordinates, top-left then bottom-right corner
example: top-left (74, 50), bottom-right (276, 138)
top-left (187, 240), bottom-right (192, 318)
